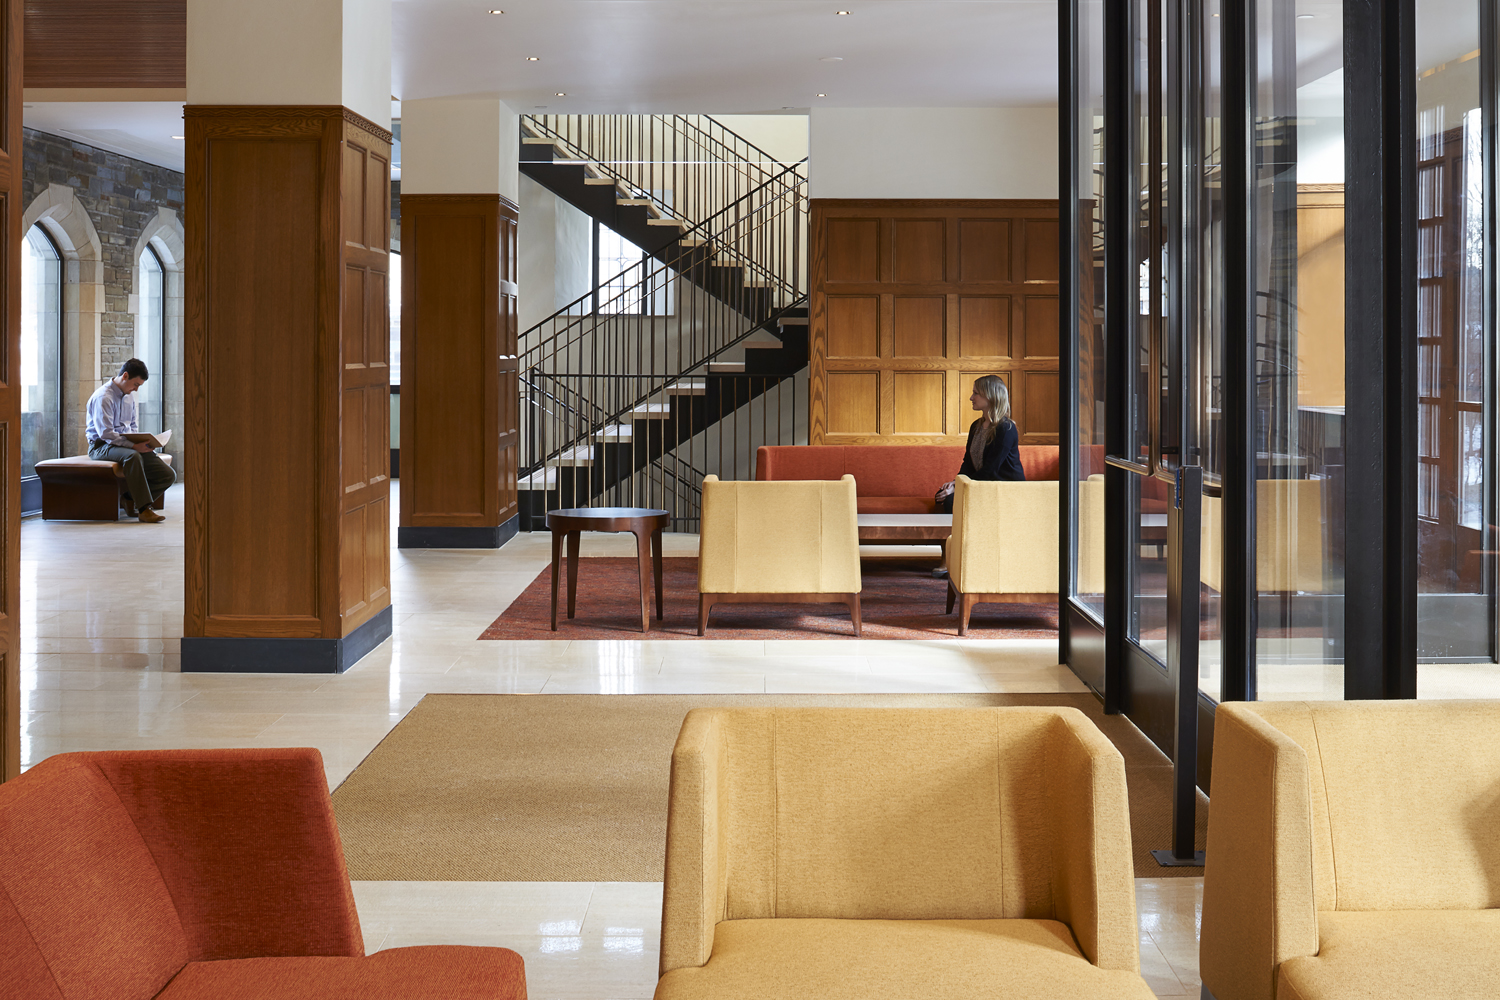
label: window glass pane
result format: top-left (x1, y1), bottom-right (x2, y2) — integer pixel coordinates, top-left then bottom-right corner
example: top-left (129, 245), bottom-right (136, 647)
top-left (21, 226), bottom-right (61, 479)
top-left (1196, 0), bottom-right (1225, 701)
top-left (136, 249), bottom-right (165, 434)
top-left (1074, 0), bottom-right (1107, 618)
top-left (1252, 0), bottom-right (1346, 701)
top-left (390, 250), bottom-right (401, 385)
top-left (1413, 0), bottom-right (1494, 676)
top-left (598, 225), bottom-right (674, 316)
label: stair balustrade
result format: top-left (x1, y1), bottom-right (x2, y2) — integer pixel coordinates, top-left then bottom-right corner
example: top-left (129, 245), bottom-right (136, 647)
top-left (516, 117), bottom-right (810, 530)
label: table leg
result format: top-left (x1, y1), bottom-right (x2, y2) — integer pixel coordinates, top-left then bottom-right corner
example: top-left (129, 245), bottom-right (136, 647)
top-left (550, 529), bottom-right (563, 631)
top-left (634, 529), bottom-right (652, 632)
top-left (651, 528), bottom-right (664, 621)
top-left (566, 531), bottom-right (581, 619)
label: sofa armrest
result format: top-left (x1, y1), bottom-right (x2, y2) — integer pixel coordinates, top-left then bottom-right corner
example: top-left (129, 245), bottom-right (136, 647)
top-left (660, 710), bottom-right (728, 976)
top-left (1045, 709), bottom-right (1139, 972)
top-left (92, 747), bottom-right (363, 962)
top-left (1199, 704), bottom-right (1319, 1000)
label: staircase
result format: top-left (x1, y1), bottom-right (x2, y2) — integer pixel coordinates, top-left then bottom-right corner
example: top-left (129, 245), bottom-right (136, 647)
top-left (516, 114), bottom-right (809, 530)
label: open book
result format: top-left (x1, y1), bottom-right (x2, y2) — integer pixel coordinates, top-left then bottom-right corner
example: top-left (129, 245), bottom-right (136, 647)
top-left (123, 429), bottom-right (172, 450)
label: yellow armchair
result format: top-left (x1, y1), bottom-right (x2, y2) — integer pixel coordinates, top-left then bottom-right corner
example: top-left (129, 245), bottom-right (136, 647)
top-left (656, 707), bottom-right (1157, 1000)
top-left (697, 474), bottom-right (862, 635)
top-left (947, 475), bottom-right (1060, 634)
top-left (1201, 700), bottom-right (1500, 1000)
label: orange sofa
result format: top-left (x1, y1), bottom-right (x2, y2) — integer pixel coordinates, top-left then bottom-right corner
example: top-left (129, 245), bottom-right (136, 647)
top-left (756, 444), bottom-right (1061, 514)
top-left (0, 747), bottom-right (527, 1000)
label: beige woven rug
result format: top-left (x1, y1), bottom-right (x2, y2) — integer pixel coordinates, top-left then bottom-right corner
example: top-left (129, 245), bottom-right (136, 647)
top-left (331, 693), bottom-right (1208, 882)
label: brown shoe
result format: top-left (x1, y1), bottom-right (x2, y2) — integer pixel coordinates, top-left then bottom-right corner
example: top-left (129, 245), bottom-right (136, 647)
top-left (138, 508), bottom-right (165, 524)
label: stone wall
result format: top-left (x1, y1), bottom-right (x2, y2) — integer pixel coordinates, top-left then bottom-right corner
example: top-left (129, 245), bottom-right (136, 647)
top-left (20, 128), bottom-right (185, 379)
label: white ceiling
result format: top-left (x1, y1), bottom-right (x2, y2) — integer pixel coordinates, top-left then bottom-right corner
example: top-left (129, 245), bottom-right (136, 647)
top-left (393, 1), bottom-right (1060, 111)
top-left (22, 1), bottom-right (1060, 173)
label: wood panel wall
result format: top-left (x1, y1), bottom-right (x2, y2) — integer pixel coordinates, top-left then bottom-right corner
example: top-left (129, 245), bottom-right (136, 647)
top-left (24, 0), bottom-right (186, 89)
top-left (1, 0), bottom-right (22, 779)
top-left (184, 106), bottom-right (391, 652)
top-left (398, 194), bottom-right (519, 545)
top-left (809, 199), bottom-right (1060, 448)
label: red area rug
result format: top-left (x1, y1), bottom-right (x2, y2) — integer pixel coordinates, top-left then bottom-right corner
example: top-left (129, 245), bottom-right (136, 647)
top-left (479, 557), bottom-right (1059, 640)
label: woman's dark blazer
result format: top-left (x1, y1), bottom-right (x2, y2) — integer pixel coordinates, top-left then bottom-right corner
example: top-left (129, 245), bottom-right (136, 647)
top-left (958, 418), bottom-right (1025, 482)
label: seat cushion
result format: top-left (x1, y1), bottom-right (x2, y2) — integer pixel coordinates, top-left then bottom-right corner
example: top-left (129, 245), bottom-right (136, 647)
top-left (654, 918), bottom-right (1154, 1000)
top-left (157, 946), bottom-right (527, 1000)
top-left (1277, 910), bottom-right (1500, 1000)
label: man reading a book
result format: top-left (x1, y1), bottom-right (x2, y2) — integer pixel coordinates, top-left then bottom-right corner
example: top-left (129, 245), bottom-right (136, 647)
top-left (85, 358), bottom-right (176, 523)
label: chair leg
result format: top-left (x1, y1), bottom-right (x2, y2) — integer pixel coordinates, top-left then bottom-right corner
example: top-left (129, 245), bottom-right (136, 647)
top-left (959, 593), bottom-right (977, 637)
top-left (946, 582), bottom-right (955, 615)
top-left (849, 594), bottom-right (862, 637)
top-left (697, 594), bottom-right (711, 636)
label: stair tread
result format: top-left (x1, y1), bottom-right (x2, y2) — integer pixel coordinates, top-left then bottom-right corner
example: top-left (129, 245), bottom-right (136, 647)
top-left (646, 218), bottom-right (687, 227)
top-left (630, 403), bottom-right (672, 418)
top-left (708, 362), bottom-right (745, 372)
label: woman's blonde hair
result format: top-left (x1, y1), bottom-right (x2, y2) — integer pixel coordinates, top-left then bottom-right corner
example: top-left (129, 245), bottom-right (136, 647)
top-left (971, 375), bottom-right (1013, 467)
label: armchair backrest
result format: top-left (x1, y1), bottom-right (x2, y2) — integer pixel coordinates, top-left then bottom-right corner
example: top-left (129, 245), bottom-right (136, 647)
top-left (950, 477), bottom-right (1059, 594)
top-left (0, 754), bottom-right (192, 1000)
top-left (0, 748), bottom-right (362, 1000)
top-left (698, 474), bottom-right (860, 594)
top-left (662, 707), bottom-right (1139, 974)
top-left (1249, 700), bottom-right (1500, 911)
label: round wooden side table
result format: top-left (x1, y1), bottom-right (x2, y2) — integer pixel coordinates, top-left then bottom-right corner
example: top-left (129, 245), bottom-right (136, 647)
top-left (546, 507), bottom-right (671, 633)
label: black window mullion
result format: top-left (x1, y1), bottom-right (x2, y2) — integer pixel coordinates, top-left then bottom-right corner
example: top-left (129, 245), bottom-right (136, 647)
top-left (1343, 0), bottom-right (1419, 699)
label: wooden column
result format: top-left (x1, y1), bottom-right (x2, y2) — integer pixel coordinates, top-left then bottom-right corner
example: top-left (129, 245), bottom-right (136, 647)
top-left (0, 0), bottom-right (22, 780)
top-left (397, 194), bottom-right (519, 547)
top-left (182, 106), bottom-right (393, 673)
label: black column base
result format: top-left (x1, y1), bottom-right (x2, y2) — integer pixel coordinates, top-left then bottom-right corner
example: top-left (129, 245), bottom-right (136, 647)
top-left (182, 605), bottom-right (393, 674)
top-left (1150, 849), bottom-right (1206, 868)
top-left (398, 514), bottom-right (518, 549)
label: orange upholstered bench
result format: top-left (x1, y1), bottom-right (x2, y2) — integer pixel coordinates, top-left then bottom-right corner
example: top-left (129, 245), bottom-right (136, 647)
top-left (34, 453), bottom-right (173, 521)
top-left (0, 748), bottom-right (528, 1000)
top-left (756, 444), bottom-right (1060, 513)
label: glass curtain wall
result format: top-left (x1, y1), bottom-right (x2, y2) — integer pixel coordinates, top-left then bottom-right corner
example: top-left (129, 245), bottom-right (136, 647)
top-left (136, 247), bottom-right (165, 434)
top-left (1251, 0), bottom-right (1347, 700)
top-left (21, 225), bottom-right (61, 480)
top-left (1128, 0), bottom-right (1173, 662)
top-left (1075, 0), bottom-right (1107, 619)
top-left (1413, 0), bottom-right (1494, 684)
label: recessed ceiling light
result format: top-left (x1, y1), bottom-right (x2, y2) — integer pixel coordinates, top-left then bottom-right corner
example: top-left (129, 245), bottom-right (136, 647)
top-left (836, 9), bottom-right (851, 14)
top-left (556, 92), bottom-right (567, 97)
top-left (1296, 12), bottom-right (1314, 17)
top-left (820, 56), bottom-right (843, 62)
top-left (817, 93), bottom-right (826, 98)
top-left (171, 135), bottom-right (185, 140)
top-left (489, 8), bottom-right (504, 12)
top-left (526, 56), bottom-right (539, 61)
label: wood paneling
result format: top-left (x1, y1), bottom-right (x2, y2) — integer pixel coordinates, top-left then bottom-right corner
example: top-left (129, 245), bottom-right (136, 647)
top-left (810, 199), bottom-right (1060, 448)
top-left (893, 371), bottom-right (945, 434)
top-left (827, 372), bottom-right (879, 435)
top-left (184, 106), bottom-right (392, 647)
top-left (893, 296), bottom-right (945, 358)
top-left (827, 296), bottom-right (878, 358)
top-left (959, 296), bottom-right (1009, 358)
top-left (24, 1), bottom-right (186, 89)
top-left (0, 0), bottom-right (18, 781)
top-left (399, 193), bottom-right (520, 535)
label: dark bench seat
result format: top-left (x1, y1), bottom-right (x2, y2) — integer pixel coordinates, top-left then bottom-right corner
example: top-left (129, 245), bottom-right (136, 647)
top-left (34, 453), bottom-right (174, 521)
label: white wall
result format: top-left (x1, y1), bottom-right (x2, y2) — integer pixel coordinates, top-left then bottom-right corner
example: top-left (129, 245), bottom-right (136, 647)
top-left (187, 0), bottom-right (391, 128)
top-left (808, 107), bottom-right (1057, 200)
top-left (518, 175), bottom-right (593, 333)
top-left (401, 97), bottom-right (519, 200)
top-left (710, 115), bottom-right (808, 168)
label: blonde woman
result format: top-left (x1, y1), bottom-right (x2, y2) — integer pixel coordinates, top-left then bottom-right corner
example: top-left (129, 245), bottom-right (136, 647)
top-left (935, 374), bottom-right (1024, 514)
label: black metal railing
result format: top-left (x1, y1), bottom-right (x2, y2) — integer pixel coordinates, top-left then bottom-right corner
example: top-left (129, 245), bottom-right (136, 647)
top-left (521, 113), bottom-right (800, 231)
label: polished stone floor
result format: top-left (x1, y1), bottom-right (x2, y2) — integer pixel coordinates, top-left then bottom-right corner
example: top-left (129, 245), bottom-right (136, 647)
top-left (23, 483), bottom-right (1204, 998)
